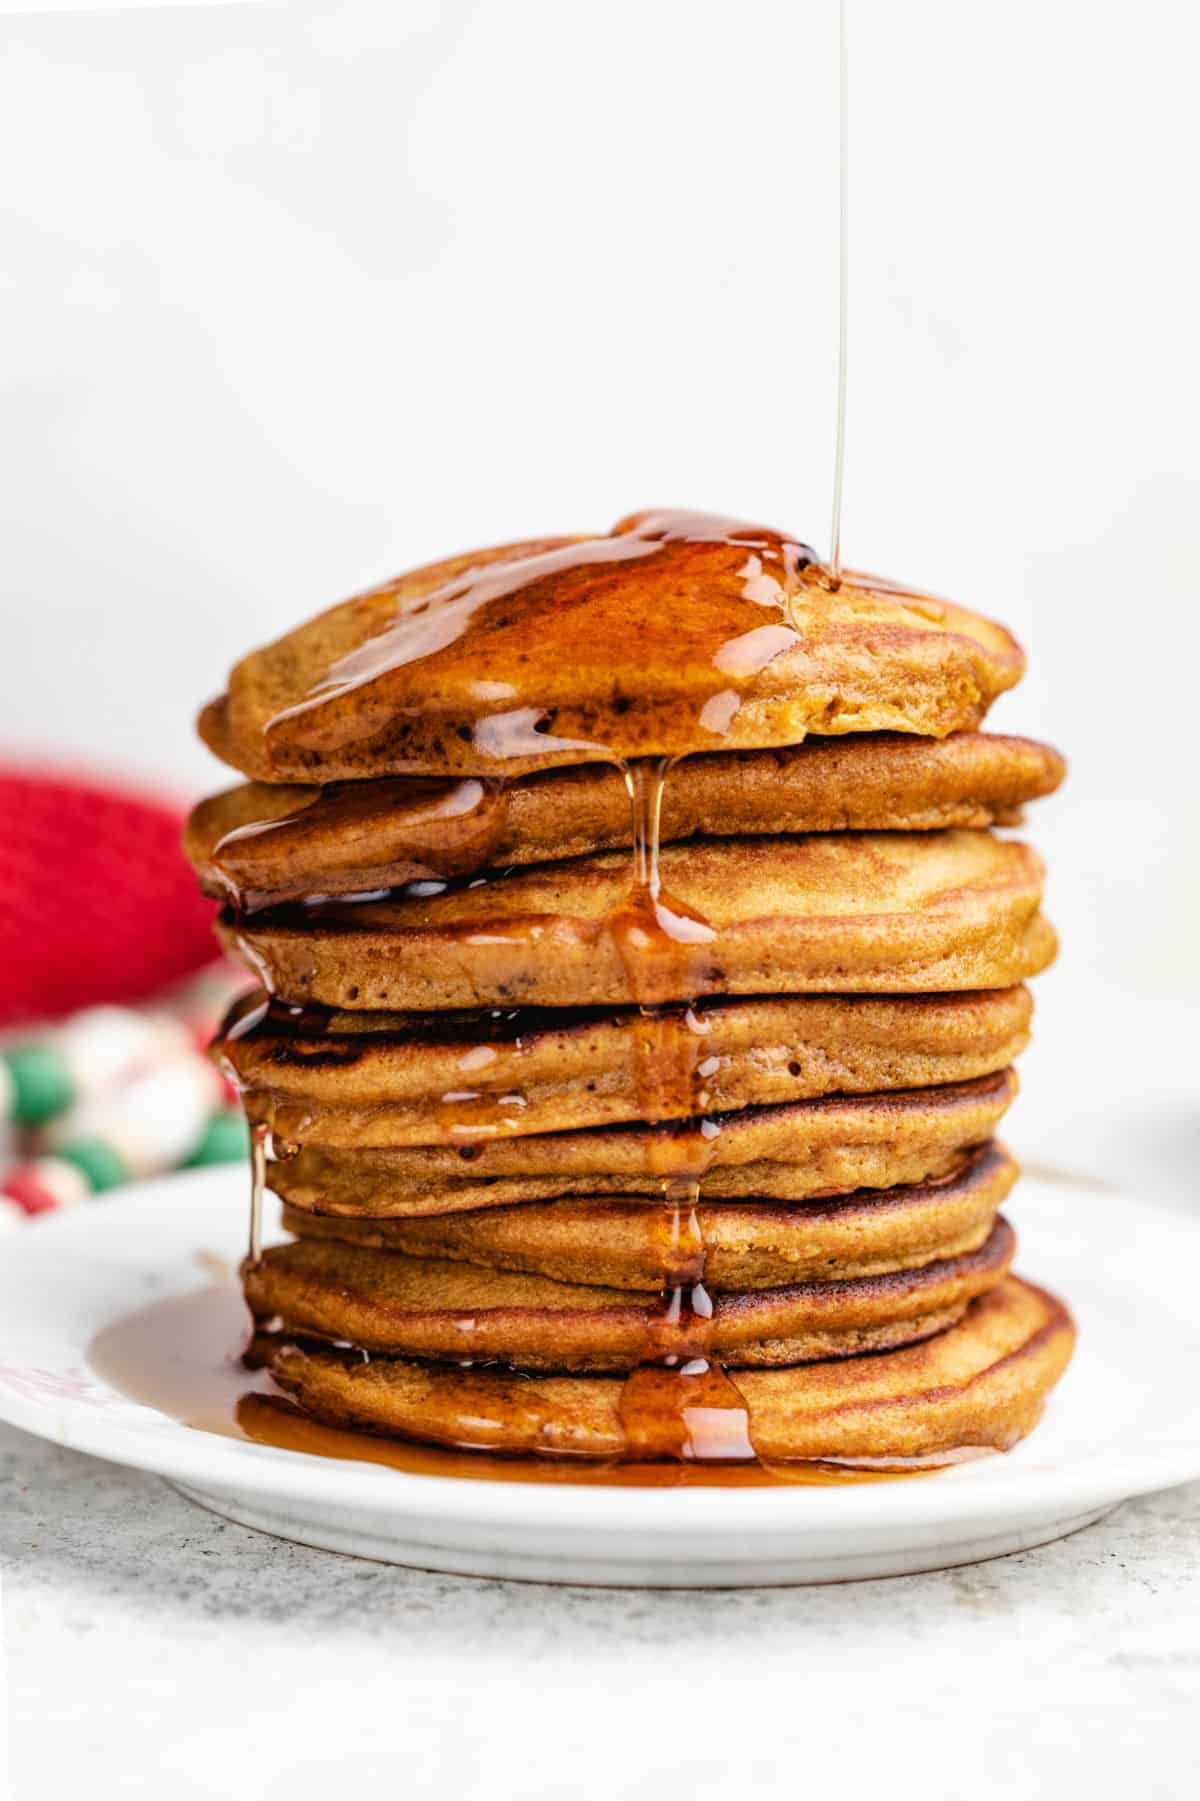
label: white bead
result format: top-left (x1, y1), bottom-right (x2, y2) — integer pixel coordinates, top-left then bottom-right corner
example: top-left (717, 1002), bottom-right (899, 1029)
top-left (27, 1157), bottom-right (89, 1209)
top-left (61, 1055), bottom-right (222, 1178)
top-left (56, 1007), bottom-right (190, 1096)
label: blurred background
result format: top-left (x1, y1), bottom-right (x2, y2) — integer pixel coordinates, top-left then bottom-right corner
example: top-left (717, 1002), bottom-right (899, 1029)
top-left (0, 0), bottom-right (1195, 1206)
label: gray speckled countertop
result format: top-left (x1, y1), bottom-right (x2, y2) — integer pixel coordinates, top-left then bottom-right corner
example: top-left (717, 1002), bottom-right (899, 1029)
top-left (4, 1424), bottom-right (1199, 1801)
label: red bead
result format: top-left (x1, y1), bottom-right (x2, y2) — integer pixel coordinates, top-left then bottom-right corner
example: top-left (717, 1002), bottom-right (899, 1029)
top-left (2, 1167), bottom-right (62, 1216)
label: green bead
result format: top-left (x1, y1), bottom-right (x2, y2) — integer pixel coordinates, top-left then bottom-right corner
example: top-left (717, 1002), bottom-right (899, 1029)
top-left (57, 1136), bottom-right (129, 1193)
top-left (184, 1111), bottom-right (249, 1168)
top-left (4, 1046), bottom-right (74, 1125)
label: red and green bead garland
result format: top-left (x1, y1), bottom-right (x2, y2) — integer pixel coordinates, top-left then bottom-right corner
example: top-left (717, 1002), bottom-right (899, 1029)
top-left (0, 997), bottom-right (248, 1228)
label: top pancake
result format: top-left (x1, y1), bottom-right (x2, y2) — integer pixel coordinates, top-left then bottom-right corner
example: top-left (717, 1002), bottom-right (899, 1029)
top-left (198, 512), bottom-right (1026, 781)
top-left (185, 732), bottom-right (1064, 906)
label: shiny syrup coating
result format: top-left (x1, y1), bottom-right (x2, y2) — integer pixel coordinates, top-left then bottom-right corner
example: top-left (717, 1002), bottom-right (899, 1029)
top-left (260, 510), bottom-right (820, 776)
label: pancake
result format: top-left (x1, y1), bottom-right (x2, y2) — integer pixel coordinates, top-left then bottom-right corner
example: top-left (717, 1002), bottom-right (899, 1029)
top-left (185, 732), bottom-right (1065, 905)
top-left (265, 1070), bottom-right (1019, 1215)
top-left (220, 830), bottom-right (1055, 1011)
top-left (280, 1142), bottom-right (1016, 1292)
top-left (220, 987), bottom-right (1031, 1145)
top-left (243, 1215), bottom-right (1014, 1372)
top-left (261, 1276), bottom-right (1074, 1460)
top-left (199, 512), bottom-right (1026, 783)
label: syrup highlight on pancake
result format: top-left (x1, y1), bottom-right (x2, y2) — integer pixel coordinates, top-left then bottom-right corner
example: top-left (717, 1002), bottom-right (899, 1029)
top-left (261, 510), bottom-right (820, 772)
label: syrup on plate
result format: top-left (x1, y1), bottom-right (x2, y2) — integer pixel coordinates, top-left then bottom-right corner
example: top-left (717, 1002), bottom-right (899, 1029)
top-left (89, 1280), bottom-right (981, 1486)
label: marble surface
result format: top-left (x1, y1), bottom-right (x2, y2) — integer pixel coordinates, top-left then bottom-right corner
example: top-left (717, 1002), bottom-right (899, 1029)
top-left (3, 1421), bottom-right (1199, 1801)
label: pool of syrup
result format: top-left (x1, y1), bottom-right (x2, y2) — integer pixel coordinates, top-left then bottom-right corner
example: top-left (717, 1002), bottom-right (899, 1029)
top-left (88, 1280), bottom-right (980, 1487)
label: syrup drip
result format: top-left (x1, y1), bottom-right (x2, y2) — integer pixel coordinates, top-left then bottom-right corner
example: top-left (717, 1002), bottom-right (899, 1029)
top-left (219, 1025), bottom-right (290, 1276)
top-left (247, 1126), bottom-right (267, 1266)
top-left (610, 760), bottom-right (756, 1463)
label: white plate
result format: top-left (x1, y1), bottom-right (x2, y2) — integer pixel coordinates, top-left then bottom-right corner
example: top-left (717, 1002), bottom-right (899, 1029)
top-left (0, 1166), bottom-right (1196, 1586)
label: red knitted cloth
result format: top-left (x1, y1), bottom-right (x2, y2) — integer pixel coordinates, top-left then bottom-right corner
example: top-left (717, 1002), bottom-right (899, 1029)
top-left (0, 768), bottom-right (218, 1026)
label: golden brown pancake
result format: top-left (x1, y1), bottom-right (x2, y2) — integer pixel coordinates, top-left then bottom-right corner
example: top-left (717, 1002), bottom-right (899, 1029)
top-left (220, 830), bottom-right (1055, 1010)
top-left (185, 732), bottom-right (1064, 905)
top-left (280, 1142), bottom-right (1015, 1292)
top-left (199, 513), bottom-right (1025, 782)
top-left (220, 988), bottom-right (1030, 1146)
top-left (262, 1277), bottom-right (1074, 1460)
top-left (243, 1215), bottom-right (1014, 1372)
top-left (265, 1070), bottom-right (1019, 1215)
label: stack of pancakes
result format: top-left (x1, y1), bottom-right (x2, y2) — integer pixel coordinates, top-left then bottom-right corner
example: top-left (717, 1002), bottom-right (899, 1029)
top-left (188, 511), bottom-right (1075, 1466)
